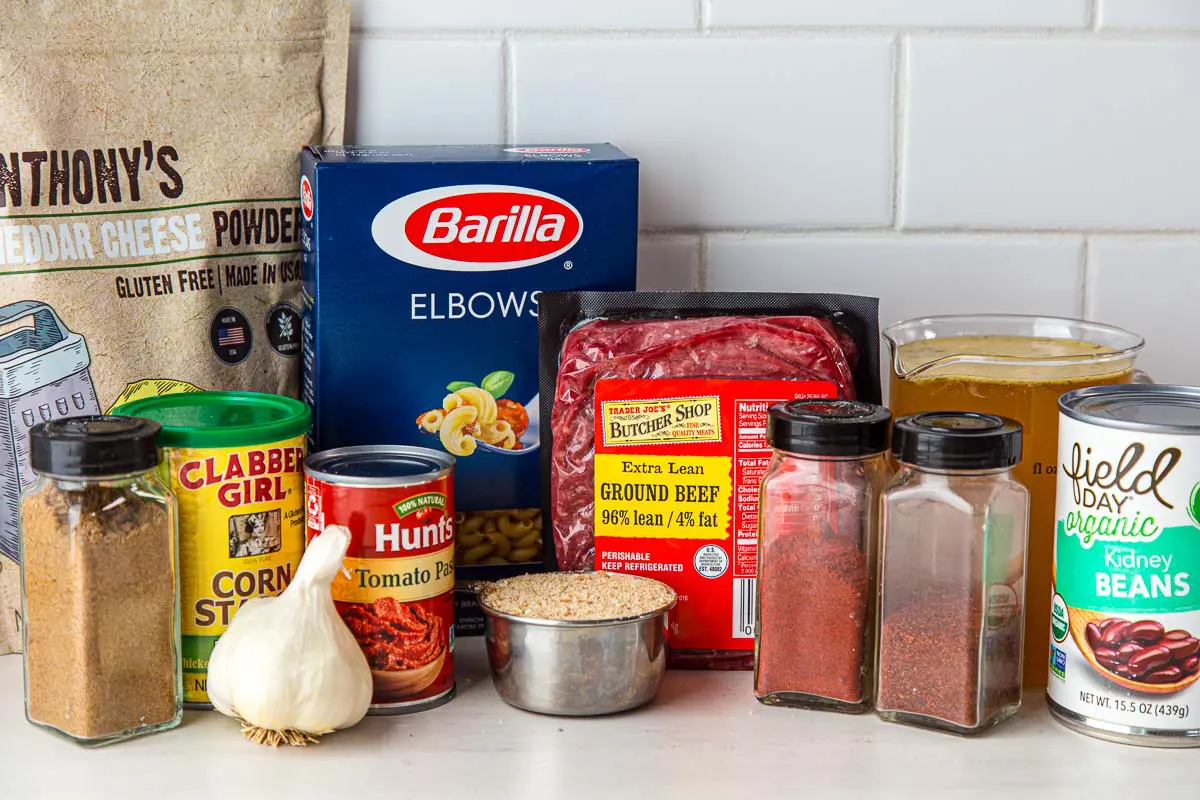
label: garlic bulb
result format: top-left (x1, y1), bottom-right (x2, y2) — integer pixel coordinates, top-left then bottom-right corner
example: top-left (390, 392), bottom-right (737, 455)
top-left (207, 525), bottom-right (372, 744)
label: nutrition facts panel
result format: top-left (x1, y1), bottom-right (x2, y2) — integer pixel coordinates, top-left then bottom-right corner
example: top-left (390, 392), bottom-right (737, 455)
top-left (730, 399), bottom-right (779, 640)
top-left (733, 399), bottom-right (776, 582)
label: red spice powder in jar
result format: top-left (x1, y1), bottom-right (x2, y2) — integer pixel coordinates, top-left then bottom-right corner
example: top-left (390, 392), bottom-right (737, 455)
top-left (754, 400), bottom-right (891, 712)
top-left (757, 533), bottom-right (868, 703)
top-left (877, 585), bottom-right (984, 727)
top-left (876, 412), bottom-right (1028, 735)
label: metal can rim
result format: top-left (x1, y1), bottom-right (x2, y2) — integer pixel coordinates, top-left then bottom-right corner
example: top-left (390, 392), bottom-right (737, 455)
top-left (1059, 384), bottom-right (1200, 435)
top-left (305, 444), bottom-right (454, 487)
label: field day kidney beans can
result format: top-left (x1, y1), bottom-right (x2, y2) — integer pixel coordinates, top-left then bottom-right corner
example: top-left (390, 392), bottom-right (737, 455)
top-left (305, 445), bottom-right (456, 714)
top-left (1048, 385), bottom-right (1200, 746)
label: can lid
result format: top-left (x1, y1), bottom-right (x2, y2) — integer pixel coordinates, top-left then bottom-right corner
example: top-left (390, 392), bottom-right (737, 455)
top-left (892, 412), bottom-right (1022, 471)
top-left (306, 445), bottom-right (454, 487)
top-left (767, 400), bottom-right (892, 457)
top-left (1061, 385), bottom-right (1200, 433)
top-left (30, 416), bottom-right (162, 477)
top-left (112, 391), bottom-right (310, 448)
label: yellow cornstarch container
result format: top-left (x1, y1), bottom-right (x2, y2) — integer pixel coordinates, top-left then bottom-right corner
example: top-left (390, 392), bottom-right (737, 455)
top-left (114, 391), bottom-right (310, 706)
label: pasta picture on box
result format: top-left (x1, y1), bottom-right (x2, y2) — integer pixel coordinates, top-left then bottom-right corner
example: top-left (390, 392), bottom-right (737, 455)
top-left (416, 370), bottom-right (539, 456)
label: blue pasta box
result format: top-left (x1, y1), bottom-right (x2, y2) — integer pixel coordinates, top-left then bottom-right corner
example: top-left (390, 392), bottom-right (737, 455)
top-left (300, 144), bottom-right (639, 633)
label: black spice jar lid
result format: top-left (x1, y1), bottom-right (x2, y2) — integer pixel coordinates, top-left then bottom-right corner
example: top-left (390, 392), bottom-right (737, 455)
top-left (892, 412), bottom-right (1022, 471)
top-left (29, 416), bottom-right (162, 478)
top-left (767, 399), bottom-right (892, 457)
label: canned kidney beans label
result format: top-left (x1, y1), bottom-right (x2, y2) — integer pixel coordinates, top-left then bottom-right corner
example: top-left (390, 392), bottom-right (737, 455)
top-left (1049, 416), bottom-right (1200, 731)
top-left (306, 475), bottom-right (456, 707)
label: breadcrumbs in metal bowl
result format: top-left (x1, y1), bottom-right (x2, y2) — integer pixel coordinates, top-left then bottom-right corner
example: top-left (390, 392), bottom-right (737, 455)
top-left (476, 571), bottom-right (677, 715)
top-left (477, 571), bottom-right (676, 622)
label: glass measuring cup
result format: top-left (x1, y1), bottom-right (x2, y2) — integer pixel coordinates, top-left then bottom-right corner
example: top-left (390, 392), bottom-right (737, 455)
top-left (883, 315), bottom-right (1145, 690)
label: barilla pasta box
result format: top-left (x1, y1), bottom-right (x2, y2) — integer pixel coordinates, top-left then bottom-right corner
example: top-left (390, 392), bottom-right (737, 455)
top-left (300, 144), bottom-right (638, 633)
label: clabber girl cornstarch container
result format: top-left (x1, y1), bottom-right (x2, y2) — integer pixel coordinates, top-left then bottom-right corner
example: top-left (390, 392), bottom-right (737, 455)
top-left (114, 391), bottom-right (310, 707)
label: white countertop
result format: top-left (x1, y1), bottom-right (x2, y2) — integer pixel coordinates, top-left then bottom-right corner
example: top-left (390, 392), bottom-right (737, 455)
top-left (1, 639), bottom-right (1195, 799)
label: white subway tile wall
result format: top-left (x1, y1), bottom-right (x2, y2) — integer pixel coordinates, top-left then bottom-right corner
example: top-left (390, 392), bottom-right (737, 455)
top-left (709, 1), bottom-right (1090, 28)
top-left (351, 0), bottom-right (696, 30)
top-left (637, 237), bottom-right (701, 291)
top-left (348, 40), bottom-right (503, 144)
top-left (1099, 1), bottom-right (1200, 30)
top-left (350, 1), bottom-right (1200, 380)
top-left (513, 39), bottom-right (894, 229)
top-left (706, 235), bottom-right (1085, 332)
top-left (903, 40), bottom-right (1200, 231)
top-left (1089, 239), bottom-right (1200, 384)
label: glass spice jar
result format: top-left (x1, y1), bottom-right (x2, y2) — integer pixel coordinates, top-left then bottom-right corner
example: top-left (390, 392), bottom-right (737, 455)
top-left (20, 416), bottom-right (182, 746)
top-left (876, 412), bottom-right (1030, 735)
top-left (755, 400), bottom-right (892, 713)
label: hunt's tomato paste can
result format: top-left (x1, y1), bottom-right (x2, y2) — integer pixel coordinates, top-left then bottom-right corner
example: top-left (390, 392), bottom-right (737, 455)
top-left (305, 445), bottom-right (456, 714)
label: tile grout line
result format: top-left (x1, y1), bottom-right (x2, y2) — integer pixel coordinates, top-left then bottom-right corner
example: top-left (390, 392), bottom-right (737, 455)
top-left (640, 226), bottom-right (1200, 237)
top-left (697, 235), bottom-right (710, 290)
top-left (502, 36), bottom-right (516, 145)
top-left (892, 35), bottom-right (908, 231)
top-left (1080, 238), bottom-right (1096, 319)
top-left (699, 0), bottom-right (712, 31)
top-left (350, 27), bottom-right (1192, 41)
top-left (1089, 0), bottom-right (1100, 31)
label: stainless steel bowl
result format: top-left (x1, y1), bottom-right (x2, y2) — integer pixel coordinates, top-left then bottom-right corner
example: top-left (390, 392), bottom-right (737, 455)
top-left (478, 586), bottom-right (676, 716)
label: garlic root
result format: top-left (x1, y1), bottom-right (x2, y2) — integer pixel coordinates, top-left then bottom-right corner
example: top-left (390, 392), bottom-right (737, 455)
top-left (240, 721), bottom-right (330, 748)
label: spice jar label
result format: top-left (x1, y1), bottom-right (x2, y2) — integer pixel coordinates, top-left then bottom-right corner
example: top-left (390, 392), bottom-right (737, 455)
top-left (1049, 414), bottom-right (1200, 734)
top-left (593, 378), bottom-right (835, 652)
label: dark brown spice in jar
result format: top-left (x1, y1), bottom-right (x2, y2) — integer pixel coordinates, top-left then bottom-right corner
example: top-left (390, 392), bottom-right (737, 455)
top-left (21, 417), bottom-right (181, 745)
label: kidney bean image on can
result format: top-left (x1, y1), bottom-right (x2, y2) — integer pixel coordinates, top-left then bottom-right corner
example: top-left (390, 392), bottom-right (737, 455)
top-left (1048, 385), bottom-right (1200, 747)
top-left (305, 445), bottom-right (456, 713)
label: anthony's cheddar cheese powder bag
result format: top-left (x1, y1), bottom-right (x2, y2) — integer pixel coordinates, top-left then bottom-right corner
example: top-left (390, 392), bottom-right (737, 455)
top-left (0, 0), bottom-right (349, 654)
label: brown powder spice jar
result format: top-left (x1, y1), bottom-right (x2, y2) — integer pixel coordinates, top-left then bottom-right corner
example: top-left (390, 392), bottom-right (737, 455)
top-left (20, 417), bottom-right (182, 745)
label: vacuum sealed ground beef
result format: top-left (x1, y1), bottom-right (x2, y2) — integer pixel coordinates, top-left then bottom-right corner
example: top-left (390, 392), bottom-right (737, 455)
top-left (539, 292), bottom-right (880, 669)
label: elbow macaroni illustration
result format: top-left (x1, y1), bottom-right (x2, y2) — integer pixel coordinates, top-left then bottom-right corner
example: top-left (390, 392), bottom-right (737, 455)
top-left (446, 386), bottom-right (497, 424)
top-left (439, 405), bottom-right (478, 456)
top-left (478, 419), bottom-right (516, 449)
top-left (417, 409), bottom-right (444, 432)
top-left (418, 386), bottom-right (529, 457)
top-left (455, 508), bottom-right (543, 565)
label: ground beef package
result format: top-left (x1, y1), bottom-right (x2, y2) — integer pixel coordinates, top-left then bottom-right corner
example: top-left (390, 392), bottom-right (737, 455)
top-left (0, 0), bottom-right (350, 654)
top-left (539, 291), bottom-right (880, 669)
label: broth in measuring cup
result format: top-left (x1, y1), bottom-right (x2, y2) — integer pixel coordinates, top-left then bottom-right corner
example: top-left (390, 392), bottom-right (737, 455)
top-left (889, 334), bottom-right (1134, 689)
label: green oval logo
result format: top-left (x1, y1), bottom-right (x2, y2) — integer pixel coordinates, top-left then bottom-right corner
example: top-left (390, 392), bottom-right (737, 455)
top-left (1189, 482), bottom-right (1200, 528)
top-left (1050, 593), bottom-right (1070, 643)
